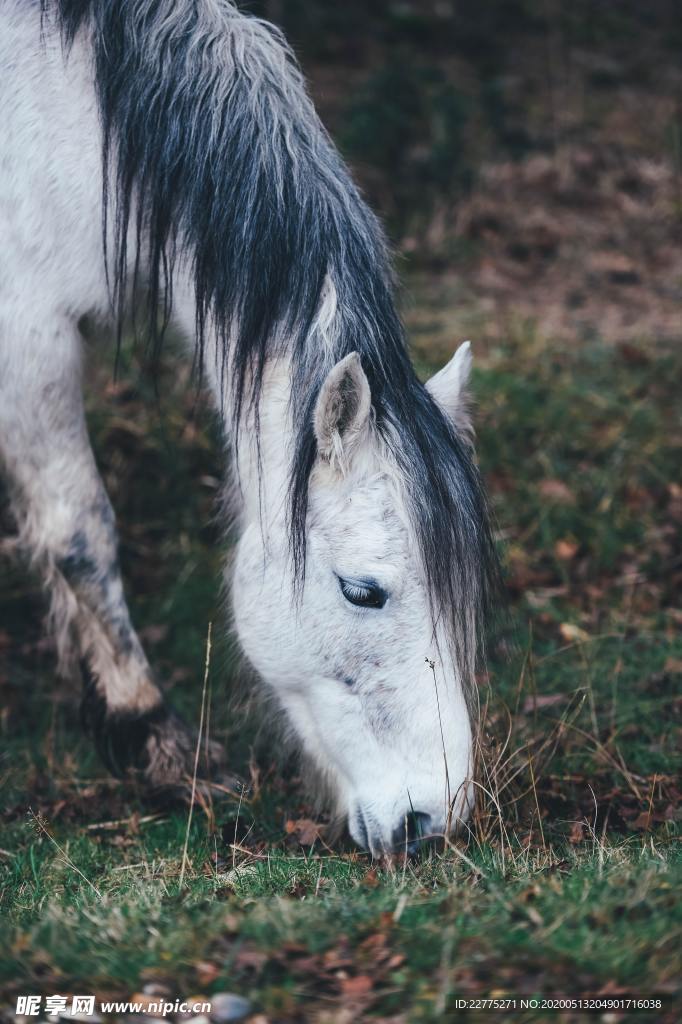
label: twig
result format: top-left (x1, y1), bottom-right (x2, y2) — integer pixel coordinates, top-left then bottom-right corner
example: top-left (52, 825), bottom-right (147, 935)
top-left (29, 809), bottom-right (102, 900)
top-left (179, 621), bottom-right (212, 889)
top-left (528, 753), bottom-right (545, 850)
top-left (314, 859), bottom-right (324, 897)
top-left (86, 813), bottom-right (166, 831)
top-left (644, 774), bottom-right (658, 830)
top-left (426, 657), bottom-right (452, 828)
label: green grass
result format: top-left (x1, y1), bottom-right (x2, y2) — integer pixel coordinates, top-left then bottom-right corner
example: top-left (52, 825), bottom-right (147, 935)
top-left (1, 304), bottom-right (680, 1020)
top-left (1, 823), bottom-right (679, 1019)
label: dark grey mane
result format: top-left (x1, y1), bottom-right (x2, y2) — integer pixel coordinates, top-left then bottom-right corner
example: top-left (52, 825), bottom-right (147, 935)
top-left (43, 0), bottom-right (499, 694)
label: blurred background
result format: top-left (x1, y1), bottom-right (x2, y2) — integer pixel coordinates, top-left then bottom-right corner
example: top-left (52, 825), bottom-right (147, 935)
top-left (256, 0), bottom-right (682, 344)
top-left (1, 1), bottom-right (680, 1015)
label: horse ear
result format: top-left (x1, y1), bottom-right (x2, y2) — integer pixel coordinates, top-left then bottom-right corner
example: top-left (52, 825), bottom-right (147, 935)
top-left (314, 352), bottom-right (372, 470)
top-left (425, 340), bottom-right (474, 441)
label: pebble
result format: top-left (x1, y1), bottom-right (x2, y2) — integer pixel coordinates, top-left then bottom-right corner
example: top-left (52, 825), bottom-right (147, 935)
top-left (142, 985), bottom-right (172, 998)
top-left (209, 994), bottom-right (252, 1023)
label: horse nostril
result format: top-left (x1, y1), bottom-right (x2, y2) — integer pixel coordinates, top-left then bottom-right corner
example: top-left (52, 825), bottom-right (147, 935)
top-left (391, 811), bottom-right (432, 856)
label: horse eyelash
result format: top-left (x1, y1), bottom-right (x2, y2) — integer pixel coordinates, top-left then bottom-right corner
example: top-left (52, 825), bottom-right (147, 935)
top-left (338, 577), bottom-right (387, 608)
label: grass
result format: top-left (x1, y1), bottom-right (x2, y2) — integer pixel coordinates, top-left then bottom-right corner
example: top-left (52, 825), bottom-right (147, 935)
top-left (1, 294), bottom-right (680, 1021)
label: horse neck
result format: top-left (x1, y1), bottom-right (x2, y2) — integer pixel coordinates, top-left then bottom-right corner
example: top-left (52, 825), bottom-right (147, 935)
top-left (172, 271), bottom-right (292, 533)
top-left (230, 357), bottom-right (294, 533)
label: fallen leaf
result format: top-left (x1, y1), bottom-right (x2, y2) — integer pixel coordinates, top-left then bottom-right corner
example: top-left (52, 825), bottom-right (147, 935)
top-left (284, 818), bottom-right (325, 845)
top-left (194, 961), bottom-right (220, 985)
top-left (234, 949), bottom-right (269, 971)
top-left (538, 479), bottom-right (575, 504)
top-left (569, 820), bottom-right (585, 844)
top-left (522, 694), bottom-right (566, 713)
top-left (339, 975), bottom-right (373, 999)
top-left (559, 622), bottom-right (590, 643)
top-left (554, 538), bottom-right (579, 561)
top-left (322, 947), bottom-right (353, 971)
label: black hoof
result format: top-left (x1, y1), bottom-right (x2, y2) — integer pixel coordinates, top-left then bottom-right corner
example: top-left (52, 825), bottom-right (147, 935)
top-left (80, 661), bottom-right (241, 799)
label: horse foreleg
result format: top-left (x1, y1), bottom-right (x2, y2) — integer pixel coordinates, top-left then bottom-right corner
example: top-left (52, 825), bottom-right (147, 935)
top-left (0, 319), bottom-right (223, 792)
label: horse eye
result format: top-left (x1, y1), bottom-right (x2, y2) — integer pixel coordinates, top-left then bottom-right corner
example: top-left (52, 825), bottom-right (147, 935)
top-left (338, 577), bottom-right (387, 609)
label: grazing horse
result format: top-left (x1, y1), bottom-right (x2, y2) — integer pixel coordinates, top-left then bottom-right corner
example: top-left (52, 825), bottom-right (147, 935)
top-left (0, 0), bottom-right (497, 855)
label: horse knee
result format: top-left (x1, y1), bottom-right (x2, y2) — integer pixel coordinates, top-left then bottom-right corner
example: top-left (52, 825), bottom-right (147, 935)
top-left (35, 507), bottom-right (157, 712)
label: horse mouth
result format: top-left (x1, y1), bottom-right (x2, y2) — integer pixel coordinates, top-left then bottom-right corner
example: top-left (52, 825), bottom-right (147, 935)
top-left (350, 808), bottom-right (435, 858)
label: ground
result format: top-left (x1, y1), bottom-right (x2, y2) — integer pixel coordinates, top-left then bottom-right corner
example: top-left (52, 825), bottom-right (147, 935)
top-left (1, 2), bottom-right (681, 1021)
top-left (1, 284), bottom-right (680, 1021)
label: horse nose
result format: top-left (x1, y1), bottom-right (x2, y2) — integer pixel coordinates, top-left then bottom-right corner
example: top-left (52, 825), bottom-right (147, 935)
top-left (391, 811), bottom-right (432, 856)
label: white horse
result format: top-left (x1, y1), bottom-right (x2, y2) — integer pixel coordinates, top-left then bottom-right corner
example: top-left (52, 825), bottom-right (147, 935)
top-left (0, 0), bottom-right (497, 856)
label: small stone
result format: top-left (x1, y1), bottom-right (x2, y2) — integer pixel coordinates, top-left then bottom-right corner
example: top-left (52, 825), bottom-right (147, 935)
top-left (142, 984), bottom-right (172, 998)
top-left (209, 994), bottom-right (252, 1023)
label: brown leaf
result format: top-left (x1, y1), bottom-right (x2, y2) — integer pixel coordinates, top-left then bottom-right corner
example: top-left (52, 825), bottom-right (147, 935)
top-left (569, 820), bottom-right (585, 844)
top-left (358, 932), bottom-right (388, 953)
top-left (322, 947), bottom-right (353, 971)
top-left (554, 538), bottom-right (579, 561)
top-left (51, 800), bottom-right (67, 819)
top-left (234, 949), bottom-right (269, 971)
top-left (339, 975), bottom-right (374, 999)
top-left (284, 818), bottom-right (325, 845)
top-left (664, 657), bottom-right (682, 675)
top-left (289, 954), bottom-right (323, 974)
top-left (194, 961), bottom-right (220, 985)
top-left (538, 479), bottom-right (575, 504)
top-left (522, 694), bottom-right (566, 713)
top-left (631, 811), bottom-right (652, 830)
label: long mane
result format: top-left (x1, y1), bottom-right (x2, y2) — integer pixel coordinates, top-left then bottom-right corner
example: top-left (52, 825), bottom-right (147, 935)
top-left (45, 0), bottom-right (499, 697)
